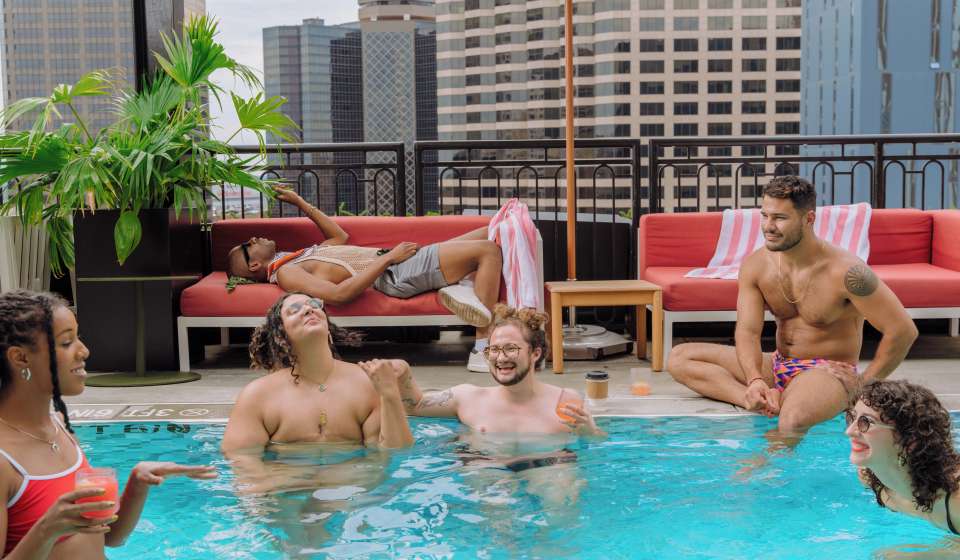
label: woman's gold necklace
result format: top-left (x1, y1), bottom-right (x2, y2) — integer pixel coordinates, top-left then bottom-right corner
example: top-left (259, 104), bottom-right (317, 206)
top-left (0, 416), bottom-right (61, 453)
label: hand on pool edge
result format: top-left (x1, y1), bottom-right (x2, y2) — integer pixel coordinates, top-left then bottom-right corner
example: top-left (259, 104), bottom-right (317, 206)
top-left (130, 462), bottom-right (219, 487)
top-left (559, 404), bottom-right (606, 438)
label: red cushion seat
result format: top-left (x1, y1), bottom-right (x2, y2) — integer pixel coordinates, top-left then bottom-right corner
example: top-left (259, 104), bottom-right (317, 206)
top-left (644, 264), bottom-right (960, 312)
top-left (181, 272), bottom-right (452, 318)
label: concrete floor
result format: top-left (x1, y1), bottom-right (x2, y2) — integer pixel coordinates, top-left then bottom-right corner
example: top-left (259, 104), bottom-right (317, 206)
top-left (65, 330), bottom-right (960, 422)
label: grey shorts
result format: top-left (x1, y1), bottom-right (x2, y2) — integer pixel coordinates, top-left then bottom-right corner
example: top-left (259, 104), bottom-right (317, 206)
top-left (373, 243), bottom-right (449, 299)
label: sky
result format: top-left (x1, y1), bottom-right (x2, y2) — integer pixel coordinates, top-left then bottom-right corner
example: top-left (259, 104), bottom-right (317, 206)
top-left (205, 0), bottom-right (359, 144)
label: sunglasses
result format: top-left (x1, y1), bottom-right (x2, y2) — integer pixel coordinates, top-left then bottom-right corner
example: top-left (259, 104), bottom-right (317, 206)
top-left (240, 241), bottom-right (252, 266)
top-left (286, 297), bottom-right (324, 316)
top-left (845, 410), bottom-right (895, 433)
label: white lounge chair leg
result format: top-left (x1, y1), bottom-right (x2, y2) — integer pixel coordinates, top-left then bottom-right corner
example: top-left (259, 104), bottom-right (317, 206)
top-left (950, 318), bottom-right (959, 337)
top-left (220, 327), bottom-right (230, 347)
top-left (177, 318), bottom-right (191, 373)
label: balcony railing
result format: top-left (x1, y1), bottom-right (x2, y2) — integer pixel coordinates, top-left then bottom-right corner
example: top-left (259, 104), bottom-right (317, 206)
top-left (649, 133), bottom-right (960, 213)
top-left (205, 142), bottom-right (406, 220)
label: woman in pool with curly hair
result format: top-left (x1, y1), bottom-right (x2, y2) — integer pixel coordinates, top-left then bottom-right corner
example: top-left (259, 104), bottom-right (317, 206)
top-left (847, 379), bottom-right (960, 534)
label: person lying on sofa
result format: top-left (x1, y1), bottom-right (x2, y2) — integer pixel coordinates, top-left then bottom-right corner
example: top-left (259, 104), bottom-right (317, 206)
top-left (221, 293), bottom-right (413, 455)
top-left (227, 186), bottom-right (502, 372)
top-left (667, 176), bottom-right (918, 442)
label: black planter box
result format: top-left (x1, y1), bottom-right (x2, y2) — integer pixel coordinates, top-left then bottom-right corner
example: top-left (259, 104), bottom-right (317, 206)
top-left (74, 208), bottom-right (203, 372)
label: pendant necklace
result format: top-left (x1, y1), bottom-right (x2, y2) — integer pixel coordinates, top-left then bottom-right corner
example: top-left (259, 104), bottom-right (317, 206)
top-left (0, 416), bottom-right (61, 453)
top-left (290, 364), bottom-right (327, 392)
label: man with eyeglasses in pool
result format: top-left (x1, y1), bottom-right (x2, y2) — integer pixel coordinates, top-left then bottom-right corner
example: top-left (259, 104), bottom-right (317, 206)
top-left (226, 185), bottom-right (504, 372)
top-left (384, 304), bottom-right (605, 447)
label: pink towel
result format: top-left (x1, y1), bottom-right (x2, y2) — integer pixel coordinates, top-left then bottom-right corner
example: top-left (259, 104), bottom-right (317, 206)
top-left (686, 203), bottom-right (872, 279)
top-left (488, 199), bottom-right (542, 309)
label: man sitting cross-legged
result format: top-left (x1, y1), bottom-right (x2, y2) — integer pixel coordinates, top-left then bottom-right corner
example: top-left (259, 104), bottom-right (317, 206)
top-left (668, 175), bottom-right (918, 441)
top-left (228, 186), bottom-right (503, 371)
top-left (221, 292), bottom-right (414, 454)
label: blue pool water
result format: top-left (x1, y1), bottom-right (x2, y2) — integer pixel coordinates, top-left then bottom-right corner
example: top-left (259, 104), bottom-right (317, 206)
top-left (82, 416), bottom-right (956, 559)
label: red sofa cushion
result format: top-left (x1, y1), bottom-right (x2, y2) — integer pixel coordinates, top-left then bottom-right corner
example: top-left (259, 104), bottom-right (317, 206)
top-left (644, 263), bottom-right (960, 312)
top-left (181, 272), bottom-right (453, 318)
top-left (638, 209), bottom-right (932, 276)
top-left (932, 210), bottom-right (960, 271)
top-left (866, 210), bottom-right (931, 265)
top-left (871, 264), bottom-right (960, 308)
top-left (643, 267), bottom-right (740, 311)
top-left (210, 215), bottom-right (492, 271)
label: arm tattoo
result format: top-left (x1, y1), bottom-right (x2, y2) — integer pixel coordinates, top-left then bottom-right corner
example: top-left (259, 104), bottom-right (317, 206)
top-left (844, 264), bottom-right (879, 297)
top-left (418, 389), bottom-right (453, 409)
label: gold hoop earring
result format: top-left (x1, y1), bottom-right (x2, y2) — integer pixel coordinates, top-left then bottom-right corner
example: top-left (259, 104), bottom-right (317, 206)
top-left (20, 368), bottom-right (31, 381)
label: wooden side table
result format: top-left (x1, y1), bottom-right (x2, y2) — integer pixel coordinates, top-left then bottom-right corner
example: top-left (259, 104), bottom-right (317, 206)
top-left (545, 280), bottom-right (663, 374)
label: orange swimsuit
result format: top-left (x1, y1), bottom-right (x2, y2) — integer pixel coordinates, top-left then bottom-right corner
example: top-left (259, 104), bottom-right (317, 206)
top-left (0, 418), bottom-right (89, 555)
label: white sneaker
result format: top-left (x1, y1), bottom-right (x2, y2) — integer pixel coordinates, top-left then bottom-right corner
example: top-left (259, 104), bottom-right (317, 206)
top-left (467, 349), bottom-right (489, 373)
top-left (439, 284), bottom-right (492, 327)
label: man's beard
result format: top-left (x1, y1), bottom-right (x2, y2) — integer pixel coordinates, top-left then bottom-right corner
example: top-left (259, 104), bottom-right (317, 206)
top-left (766, 229), bottom-right (803, 252)
top-left (491, 361), bottom-right (532, 386)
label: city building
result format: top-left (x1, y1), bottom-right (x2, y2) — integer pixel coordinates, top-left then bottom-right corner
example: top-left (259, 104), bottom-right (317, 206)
top-left (1, 0), bottom-right (204, 133)
top-left (435, 0), bottom-right (803, 213)
top-left (262, 1), bottom-right (437, 215)
top-left (801, 0), bottom-right (960, 208)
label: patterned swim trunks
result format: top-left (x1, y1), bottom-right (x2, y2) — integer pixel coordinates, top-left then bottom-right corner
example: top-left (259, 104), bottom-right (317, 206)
top-left (771, 351), bottom-right (859, 391)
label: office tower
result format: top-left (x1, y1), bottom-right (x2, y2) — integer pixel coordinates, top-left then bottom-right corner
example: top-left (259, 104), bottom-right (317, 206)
top-left (801, 0), bottom-right (959, 207)
top-left (262, 1), bottom-right (437, 215)
top-left (436, 0), bottom-right (801, 142)
top-left (434, 0), bottom-right (802, 213)
top-left (1, 0), bottom-right (205, 133)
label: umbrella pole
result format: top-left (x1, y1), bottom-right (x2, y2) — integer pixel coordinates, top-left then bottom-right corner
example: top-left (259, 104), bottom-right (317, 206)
top-left (564, 0), bottom-right (576, 284)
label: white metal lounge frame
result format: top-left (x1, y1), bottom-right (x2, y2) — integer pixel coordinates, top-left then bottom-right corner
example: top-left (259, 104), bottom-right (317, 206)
top-left (177, 234), bottom-right (545, 372)
top-left (653, 307), bottom-right (960, 359)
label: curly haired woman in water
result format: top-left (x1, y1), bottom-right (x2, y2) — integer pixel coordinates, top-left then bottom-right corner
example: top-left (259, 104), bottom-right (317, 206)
top-left (0, 290), bottom-right (216, 559)
top-left (847, 379), bottom-right (960, 534)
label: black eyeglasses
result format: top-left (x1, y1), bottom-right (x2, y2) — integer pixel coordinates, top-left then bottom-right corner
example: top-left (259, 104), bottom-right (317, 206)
top-left (240, 241), bottom-right (252, 266)
top-left (845, 410), bottom-right (895, 433)
top-left (482, 344), bottom-right (524, 360)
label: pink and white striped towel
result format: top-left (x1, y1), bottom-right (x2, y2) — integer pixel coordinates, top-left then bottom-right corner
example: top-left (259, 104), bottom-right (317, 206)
top-left (685, 203), bottom-right (872, 279)
top-left (487, 199), bottom-right (542, 310)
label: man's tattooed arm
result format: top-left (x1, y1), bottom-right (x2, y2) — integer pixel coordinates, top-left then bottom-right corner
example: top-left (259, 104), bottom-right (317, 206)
top-left (413, 389), bottom-right (459, 418)
top-left (844, 264), bottom-right (879, 297)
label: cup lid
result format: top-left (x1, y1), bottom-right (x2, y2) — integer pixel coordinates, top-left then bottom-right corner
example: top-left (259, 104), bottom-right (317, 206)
top-left (585, 371), bottom-right (609, 380)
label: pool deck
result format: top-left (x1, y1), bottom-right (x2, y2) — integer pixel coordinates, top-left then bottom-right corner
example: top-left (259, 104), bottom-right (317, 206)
top-left (64, 330), bottom-right (960, 423)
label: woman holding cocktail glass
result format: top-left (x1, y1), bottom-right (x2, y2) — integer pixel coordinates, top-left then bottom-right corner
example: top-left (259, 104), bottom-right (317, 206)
top-left (0, 290), bottom-right (216, 558)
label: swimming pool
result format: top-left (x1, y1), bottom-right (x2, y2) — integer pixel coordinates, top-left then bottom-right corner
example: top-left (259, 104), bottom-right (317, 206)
top-left (83, 416), bottom-right (953, 559)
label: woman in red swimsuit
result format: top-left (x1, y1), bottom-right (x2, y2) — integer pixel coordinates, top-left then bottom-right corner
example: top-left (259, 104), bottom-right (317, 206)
top-left (0, 290), bottom-right (217, 559)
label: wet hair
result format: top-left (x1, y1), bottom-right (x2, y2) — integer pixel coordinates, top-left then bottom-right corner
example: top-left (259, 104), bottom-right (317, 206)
top-left (0, 290), bottom-right (74, 433)
top-left (249, 292), bottom-right (363, 373)
top-left (856, 380), bottom-right (960, 512)
top-left (489, 304), bottom-right (549, 368)
top-left (762, 175), bottom-right (817, 213)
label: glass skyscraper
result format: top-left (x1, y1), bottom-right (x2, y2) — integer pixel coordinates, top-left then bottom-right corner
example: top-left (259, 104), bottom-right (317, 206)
top-left (263, 1), bottom-right (438, 215)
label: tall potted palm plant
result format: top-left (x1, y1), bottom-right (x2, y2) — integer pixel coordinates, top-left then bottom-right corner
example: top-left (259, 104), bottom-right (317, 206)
top-left (0, 16), bottom-right (296, 373)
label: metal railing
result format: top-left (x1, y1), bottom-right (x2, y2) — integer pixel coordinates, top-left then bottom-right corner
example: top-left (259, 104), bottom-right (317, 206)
top-left (648, 133), bottom-right (960, 213)
top-left (205, 142), bottom-right (406, 220)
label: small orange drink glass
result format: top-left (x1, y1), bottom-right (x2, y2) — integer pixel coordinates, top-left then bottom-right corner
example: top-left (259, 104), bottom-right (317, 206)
top-left (556, 393), bottom-right (584, 423)
top-left (75, 467), bottom-right (119, 520)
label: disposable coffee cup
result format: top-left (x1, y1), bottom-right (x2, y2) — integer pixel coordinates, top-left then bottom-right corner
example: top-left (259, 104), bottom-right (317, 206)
top-left (585, 371), bottom-right (609, 399)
